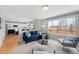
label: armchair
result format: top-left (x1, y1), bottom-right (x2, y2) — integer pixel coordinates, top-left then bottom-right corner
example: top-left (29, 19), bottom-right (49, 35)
top-left (58, 36), bottom-right (79, 52)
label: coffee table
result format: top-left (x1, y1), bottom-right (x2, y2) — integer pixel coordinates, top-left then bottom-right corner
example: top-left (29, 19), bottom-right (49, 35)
top-left (32, 41), bottom-right (55, 54)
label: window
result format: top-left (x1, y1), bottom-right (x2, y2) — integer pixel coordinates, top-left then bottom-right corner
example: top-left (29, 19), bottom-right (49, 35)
top-left (66, 17), bottom-right (75, 30)
top-left (52, 20), bottom-right (59, 28)
top-left (48, 20), bottom-right (53, 28)
top-left (48, 17), bottom-right (76, 35)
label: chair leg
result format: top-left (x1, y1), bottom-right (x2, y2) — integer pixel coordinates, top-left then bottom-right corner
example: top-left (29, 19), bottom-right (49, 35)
top-left (76, 47), bottom-right (79, 53)
top-left (32, 49), bottom-right (34, 54)
top-left (63, 46), bottom-right (64, 51)
top-left (54, 50), bottom-right (56, 54)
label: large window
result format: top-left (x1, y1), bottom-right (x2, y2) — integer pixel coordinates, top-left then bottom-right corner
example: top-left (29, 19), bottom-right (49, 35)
top-left (48, 17), bottom-right (76, 35)
top-left (48, 20), bottom-right (53, 28)
top-left (53, 20), bottom-right (59, 28)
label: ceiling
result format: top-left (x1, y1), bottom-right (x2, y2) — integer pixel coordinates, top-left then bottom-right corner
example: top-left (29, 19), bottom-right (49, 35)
top-left (0, 5), bottom-right (79, 22)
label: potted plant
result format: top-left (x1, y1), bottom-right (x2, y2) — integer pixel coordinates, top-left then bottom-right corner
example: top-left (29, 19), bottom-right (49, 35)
top-left (43, 32), bottom-right (49, 44)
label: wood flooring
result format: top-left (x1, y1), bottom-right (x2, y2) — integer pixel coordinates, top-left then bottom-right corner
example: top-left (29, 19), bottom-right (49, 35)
top-left (0, 34), bottom-right (20, 54)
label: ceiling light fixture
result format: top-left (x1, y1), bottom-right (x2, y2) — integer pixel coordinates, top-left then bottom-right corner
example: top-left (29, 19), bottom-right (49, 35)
top-left (41, 5), bottom-right (48, 11)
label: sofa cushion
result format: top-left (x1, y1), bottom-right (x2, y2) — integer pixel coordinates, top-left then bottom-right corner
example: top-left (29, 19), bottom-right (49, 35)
top-left (30, 31), bottom-right (38, 35)
top-left (66, 36), bottom-right (79, 42)
top-left (58, 38), bottom-right (73, 44)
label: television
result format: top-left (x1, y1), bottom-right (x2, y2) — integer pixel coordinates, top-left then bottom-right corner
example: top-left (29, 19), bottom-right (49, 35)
top-left (8, 29), bottom-right (15, 34)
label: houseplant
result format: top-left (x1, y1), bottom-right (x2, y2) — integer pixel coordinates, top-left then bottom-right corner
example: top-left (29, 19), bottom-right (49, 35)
top-left (44, 33), bottom-right (49, 40)
top-left (43, 32), bottom-right (49, 44)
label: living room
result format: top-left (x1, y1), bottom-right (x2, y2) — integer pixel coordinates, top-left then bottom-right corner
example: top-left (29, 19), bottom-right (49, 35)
top-left (0, 5), bottom-right (79, 54)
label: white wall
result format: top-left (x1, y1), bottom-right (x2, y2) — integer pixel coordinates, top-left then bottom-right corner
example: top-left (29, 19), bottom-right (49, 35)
top-left (0, 18), bottom-right (6, 46)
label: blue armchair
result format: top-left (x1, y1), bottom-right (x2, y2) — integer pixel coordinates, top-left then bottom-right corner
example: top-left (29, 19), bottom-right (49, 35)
top-left (23, 31), bottom-right (42, 43)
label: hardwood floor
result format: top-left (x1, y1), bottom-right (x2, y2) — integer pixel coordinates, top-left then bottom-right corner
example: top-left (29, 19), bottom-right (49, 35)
top-left (0, 34), bottom-right (20, 54)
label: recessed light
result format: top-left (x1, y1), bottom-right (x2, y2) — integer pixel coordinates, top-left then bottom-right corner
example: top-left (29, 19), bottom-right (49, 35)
top-left (41, 5), bottom-right (48, 11)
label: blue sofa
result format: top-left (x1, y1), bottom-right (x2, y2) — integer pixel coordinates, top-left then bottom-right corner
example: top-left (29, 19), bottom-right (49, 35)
top-left (23, 31), bottom-right (42, 43)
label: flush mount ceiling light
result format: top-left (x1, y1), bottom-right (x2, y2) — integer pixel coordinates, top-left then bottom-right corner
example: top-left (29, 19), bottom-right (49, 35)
top-left (41, 5), bottom-right (48, 11)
